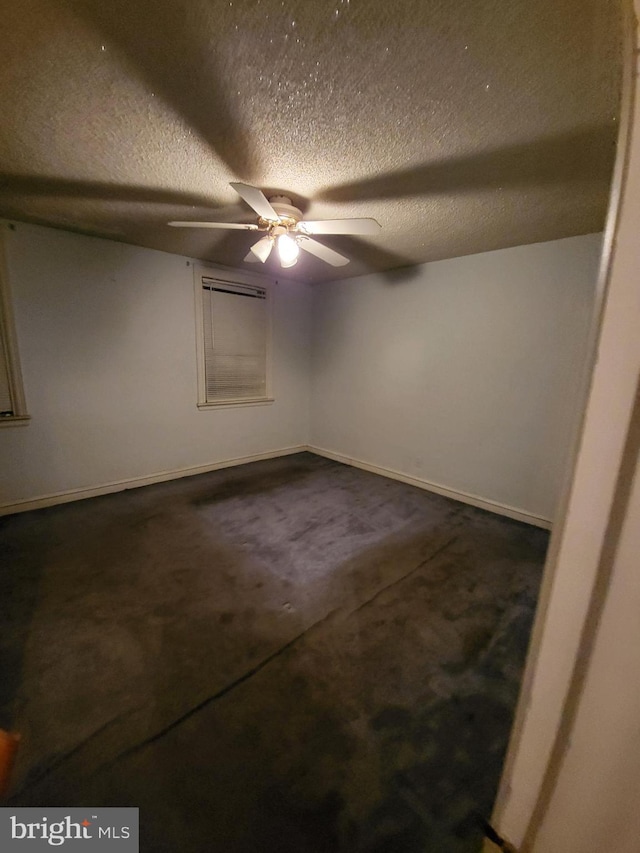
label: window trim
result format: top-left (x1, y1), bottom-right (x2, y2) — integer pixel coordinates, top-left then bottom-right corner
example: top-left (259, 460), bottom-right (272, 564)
top-left (192, 262), bottom-right (274, 409)
top-left (0, 226), bottom-right (29, 427)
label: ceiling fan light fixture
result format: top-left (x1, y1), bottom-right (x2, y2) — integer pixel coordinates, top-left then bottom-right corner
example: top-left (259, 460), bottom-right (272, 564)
top-left (277, 233), bottom-right (299, 268)
top-left (169, 183), bottom-right (380, 269)
top-left (249, 234), bottom-right (274, 263)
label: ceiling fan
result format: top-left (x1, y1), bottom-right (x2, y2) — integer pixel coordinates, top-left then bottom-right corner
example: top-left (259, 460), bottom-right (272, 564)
top-left (168, 182), bottom-right (381, 269)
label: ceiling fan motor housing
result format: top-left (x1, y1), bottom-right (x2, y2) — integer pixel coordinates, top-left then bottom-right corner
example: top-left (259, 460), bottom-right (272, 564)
top-left (259, 197), bottom-right (303, 231)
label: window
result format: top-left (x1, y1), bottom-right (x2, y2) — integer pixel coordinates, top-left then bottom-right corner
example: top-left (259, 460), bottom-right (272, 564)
top-left (0, 229), bottom-right (29, 426)
top-left (195, 269), bottom-right (272, 407)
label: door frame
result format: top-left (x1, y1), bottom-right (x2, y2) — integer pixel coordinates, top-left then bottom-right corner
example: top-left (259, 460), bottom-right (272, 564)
top-left (489, 1), bottom-right (639, 847)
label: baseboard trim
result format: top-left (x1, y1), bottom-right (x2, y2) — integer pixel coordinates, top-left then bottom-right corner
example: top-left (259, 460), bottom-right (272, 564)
top-left (0, 445), bottom-right (307, 516)
top-left (1, 444), bottom-right (552, 529)
top-left (306, 445), bottom-right (552, 530)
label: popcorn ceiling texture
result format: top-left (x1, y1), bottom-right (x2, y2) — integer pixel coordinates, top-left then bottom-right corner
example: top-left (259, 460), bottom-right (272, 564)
top-left (0, 0), bottom-right (622, 282)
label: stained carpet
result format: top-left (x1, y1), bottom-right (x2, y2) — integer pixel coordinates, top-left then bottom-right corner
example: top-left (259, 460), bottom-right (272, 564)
top-left (0, 452), bottom-right (547, 852)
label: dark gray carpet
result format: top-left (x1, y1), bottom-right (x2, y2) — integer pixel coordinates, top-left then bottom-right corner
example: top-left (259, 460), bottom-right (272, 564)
top-left (0, 452), bottom-right (547, 852)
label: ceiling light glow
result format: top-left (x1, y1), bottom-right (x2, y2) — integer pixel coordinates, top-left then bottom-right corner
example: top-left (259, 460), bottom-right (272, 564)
top-left (278, 233), bottom-right (299, 268)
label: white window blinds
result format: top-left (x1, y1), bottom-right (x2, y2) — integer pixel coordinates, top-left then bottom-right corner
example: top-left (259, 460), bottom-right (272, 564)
top-left (202, 278), bottom-right (268, 402)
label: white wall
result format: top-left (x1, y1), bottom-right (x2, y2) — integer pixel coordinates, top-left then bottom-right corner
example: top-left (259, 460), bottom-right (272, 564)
top-left (0, 223), bottom-right (601, 520)
top-left (0, 222), bottom-right (312, 508)
top-left (310, 234), bottom-right (602, 524)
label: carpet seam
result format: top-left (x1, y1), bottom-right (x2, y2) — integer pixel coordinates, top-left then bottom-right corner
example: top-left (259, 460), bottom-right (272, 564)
top-left (349, 536), bottom-right (459, 616)
top-left (98, 608), bottom-right (341, 769)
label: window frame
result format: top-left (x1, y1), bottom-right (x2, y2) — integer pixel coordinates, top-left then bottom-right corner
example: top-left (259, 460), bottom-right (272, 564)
top-left (0, 226), bottom-right (29, 427)
top-left (193, 262), bottom-right (274, 409)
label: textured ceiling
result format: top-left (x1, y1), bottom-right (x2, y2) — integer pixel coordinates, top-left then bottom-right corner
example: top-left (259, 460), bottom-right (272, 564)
top-left (0, 0), bottom-right (622, 283)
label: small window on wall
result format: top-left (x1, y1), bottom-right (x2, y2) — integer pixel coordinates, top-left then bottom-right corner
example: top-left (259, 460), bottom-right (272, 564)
top-left (0, 229), bottom-right (29, 426)
top-left (195, 271), bottom-right (272, 407)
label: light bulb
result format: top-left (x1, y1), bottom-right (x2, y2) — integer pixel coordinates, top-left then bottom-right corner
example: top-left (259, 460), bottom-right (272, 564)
top-left (277, 233), bottom-right (299, 268)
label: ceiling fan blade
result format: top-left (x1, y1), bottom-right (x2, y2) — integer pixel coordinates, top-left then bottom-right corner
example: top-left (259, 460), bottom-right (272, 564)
top-left (230, 182), bottom-right (280, 221)
top-left (298, 218), bottom-right (381, 235)
top-left (168, 221), bottom-right (259, 230)
top-left (297, 236), bottom-right (350, 266)
top-left (249, 235), bottom-right (274, 263)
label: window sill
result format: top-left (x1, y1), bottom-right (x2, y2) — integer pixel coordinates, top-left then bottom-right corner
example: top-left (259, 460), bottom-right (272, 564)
top-left (0, 414), bottom-right (31, 428)
top-left (197, 397), bottom-right (275, 410)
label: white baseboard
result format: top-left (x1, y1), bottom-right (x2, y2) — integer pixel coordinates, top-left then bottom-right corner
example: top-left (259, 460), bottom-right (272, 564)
top-left (306, 445), bottom-right (552, 530)
top-left (0, 445), bottom-right (307, 516)
top-left (1, 444), bottom-right (552, 529)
